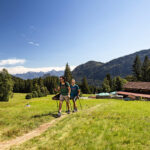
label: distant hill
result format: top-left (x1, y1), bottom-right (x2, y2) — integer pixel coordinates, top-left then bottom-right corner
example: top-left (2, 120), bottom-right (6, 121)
top-left (72, 61), bottom-right (104, 85)
top-left (14, 70), bottom-right (64, 80)
top-left (14, 49), bottom-right (150, 82)
top-left (72, 49), bottom-right (150, 85)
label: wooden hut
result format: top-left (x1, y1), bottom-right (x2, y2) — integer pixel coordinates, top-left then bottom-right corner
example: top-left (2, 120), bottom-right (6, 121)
top-left (123, 82), bottom-right (150, 94)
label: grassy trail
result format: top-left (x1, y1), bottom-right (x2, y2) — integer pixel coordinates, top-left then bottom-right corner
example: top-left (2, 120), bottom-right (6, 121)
top-left (0, 114), bottom-right (67, 150)
top-left (0, 93), bottom-right (100, 142)
top-left (0, 102), bottom-right (113, 150)
top-left (1, 94), bottom-right (150, 150)
top-left (10, 99), bottom-right (150, 150)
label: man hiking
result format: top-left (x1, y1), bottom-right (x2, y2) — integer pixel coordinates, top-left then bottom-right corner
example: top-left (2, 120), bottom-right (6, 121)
top-left (70, 79), bottom-right (80, 112)
top-left (57, 76), bottom-right (71, 117)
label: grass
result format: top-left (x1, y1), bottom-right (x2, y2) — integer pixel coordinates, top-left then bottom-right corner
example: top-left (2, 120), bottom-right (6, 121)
top-left (82, 94), bottom-right (95, 97)
top-left (0, 93), bottom-right (100, 142)
top-left (1, 93), bottom-right (150, 150)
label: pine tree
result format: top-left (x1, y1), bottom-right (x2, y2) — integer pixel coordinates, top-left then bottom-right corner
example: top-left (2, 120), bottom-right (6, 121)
top-left (102, 78), bottom-right (111, 92)
top-left (115, 76), bottom-right (127, 91)
top-left (29, 80), bottom-right (33, 92)
top-left (64, 63), bottom-right (72, 83)
top-left (125, 75), bottom-right (136, 82)
top-left (81, 77), bottom-right (90, 94)
top-left (38, 77), bottom-right (44, 86)
top-left (112, 77), bottom-right (117, 91)
top-left (0, 69), bottom-right (13, 101)
top-left (132, 55), bottom-right (142, 81)
top-left (106, 74), bottom-right (112, 90)
top-left (141, 56), bottom-right (150, 81)
top-left (147, 68), bottom-right (150, 81)
top-left (115, 77), bottom-right (122, 91)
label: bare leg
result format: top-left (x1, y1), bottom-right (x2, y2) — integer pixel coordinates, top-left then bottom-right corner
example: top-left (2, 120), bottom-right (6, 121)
top-left (59, 100), bottom-right (63, 112)
top-left (73, 100), bottom-right (77, 110)
top-left (66, 101), bottom-right (70, 111)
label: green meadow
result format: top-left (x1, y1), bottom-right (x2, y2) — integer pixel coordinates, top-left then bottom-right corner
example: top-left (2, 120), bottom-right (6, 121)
top-left (0, 93), bottom-right (100, 142)
top-left (0, 94), bottom-right (150, 150)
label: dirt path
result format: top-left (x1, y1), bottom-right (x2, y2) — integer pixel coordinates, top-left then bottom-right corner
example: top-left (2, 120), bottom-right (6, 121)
top-left (0, 102), bottom-right (113, 150)
top-left (0, 115), bottom-right (67, 150)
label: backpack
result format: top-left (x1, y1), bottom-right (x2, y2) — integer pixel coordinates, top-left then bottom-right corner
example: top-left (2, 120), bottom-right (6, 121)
top-left (59, 82), bottom-right (69, 88)
top-left (52, 93), bottom-right (60, 100)
top-left (52, 82), bottom-right (69, 100)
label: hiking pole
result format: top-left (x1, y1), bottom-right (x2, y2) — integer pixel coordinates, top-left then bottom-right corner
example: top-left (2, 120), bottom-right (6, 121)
top-left (66, 102), bottom-right (67, 112)
top-left (69, 99), bottom-right (73, 111)
top-left (52, 93), bottom-right (60, 112)
top-left (78, 97), bottom-right (82, 110)
top-left (56, 100), bottom-right (59, 111)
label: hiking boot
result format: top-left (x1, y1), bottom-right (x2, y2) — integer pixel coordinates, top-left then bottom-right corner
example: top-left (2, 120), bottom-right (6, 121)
top-left (66, 110), bottom-right (70, 114)
top-left (72, 108), bottom-right (78, 113)
top-left (57, 112), bottom-right (61, 117)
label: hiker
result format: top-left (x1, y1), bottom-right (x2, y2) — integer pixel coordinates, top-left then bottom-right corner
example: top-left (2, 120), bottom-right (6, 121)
top-left (70, 79), bottom-right (80, 112)
top-left (57, 76), bottom-right (71, 117)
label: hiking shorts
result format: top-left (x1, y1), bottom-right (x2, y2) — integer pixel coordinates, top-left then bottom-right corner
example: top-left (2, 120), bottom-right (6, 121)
top-left (71, 96), bottom-right (78, 102)
top-left (60, 94), bottom-right (70, 102)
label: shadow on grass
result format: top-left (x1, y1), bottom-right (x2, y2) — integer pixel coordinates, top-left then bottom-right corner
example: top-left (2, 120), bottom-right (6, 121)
top-left (31, 112), bottom-right (59, 118)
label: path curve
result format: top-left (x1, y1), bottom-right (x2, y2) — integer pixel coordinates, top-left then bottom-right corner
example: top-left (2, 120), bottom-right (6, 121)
top-left (0, 102), bottom-right (112, 150)
top-left (0, 115), bottom-right (67, 150)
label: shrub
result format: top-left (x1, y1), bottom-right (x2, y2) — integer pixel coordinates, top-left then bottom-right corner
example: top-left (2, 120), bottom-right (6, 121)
top-left (0, 69), bottom-right (13, 101)
top-left (25, 94), bottom-right (32, 99)
top-left (41, 86), bottom-right (49, 96)
top-left (25, 86), bottom-right (49, 99)
top-left (38, 91), bottom-right (43, 97)
top-left (32, 91), bottom-right (38, 98)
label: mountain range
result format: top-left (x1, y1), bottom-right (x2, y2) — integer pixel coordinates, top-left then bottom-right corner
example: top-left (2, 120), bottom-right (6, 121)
top-left (14, 49), bottom-right (150, 85)
top-left (14, 70), bottom-right (64, 80)
top-left (72, 49), bottom-right (150, 85)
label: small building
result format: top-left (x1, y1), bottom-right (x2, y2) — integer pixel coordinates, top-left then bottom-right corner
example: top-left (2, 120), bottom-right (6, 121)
top-left (123, 82), bottom-right (150, 94)
top-left (117, 82), bottom-right (150, 100)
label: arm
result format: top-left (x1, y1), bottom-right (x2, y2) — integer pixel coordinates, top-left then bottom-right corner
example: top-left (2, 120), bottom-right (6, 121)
top-left (78, 89), bottom-right (80, 96)
top-left (58, 86), bottom-right (60, 91)
top-left (55, 86), bottom-right (60, 93)
top-left (68, 86), bottom-right (71, 97)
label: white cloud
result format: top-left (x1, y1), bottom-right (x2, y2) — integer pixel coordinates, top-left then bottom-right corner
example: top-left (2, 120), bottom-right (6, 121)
top-left (28, 41), bottom-right (39, 47)
top-left (0, 59), bottom-right (26, 66)
top-left (0, 66), bottom-right (76, 74)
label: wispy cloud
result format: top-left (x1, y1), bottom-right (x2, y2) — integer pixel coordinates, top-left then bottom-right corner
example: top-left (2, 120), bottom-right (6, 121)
top-left (28, 41), bottom-right (39, 47)
top-left (0, 59), bottom-right (26, 66)
top-left (0, 66), bottom-right (76, 74)
top-left (29, 25), bottom-right (36, 31)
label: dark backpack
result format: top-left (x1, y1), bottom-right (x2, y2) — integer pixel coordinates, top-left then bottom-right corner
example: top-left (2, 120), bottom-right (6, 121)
top-left (59, 82), bottom-right (69, 88)
top-left (52, 82), bottom-right (69, 100)
top-left (52, 93), bottom-right (60, 100)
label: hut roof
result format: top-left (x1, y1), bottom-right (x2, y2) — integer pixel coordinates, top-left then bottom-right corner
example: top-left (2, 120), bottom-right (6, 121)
top-left (124, 82), bottom-right (150, 90)
top-left (117, 91), bottom-right (150, 98)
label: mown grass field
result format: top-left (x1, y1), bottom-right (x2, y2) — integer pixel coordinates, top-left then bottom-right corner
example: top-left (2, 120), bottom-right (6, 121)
top-left (0, 93), bottom-right (101, 142)
top-left (0, 94), bottom-right (150, 150)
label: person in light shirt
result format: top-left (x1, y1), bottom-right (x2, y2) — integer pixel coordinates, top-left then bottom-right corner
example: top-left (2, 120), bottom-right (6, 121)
top-left (70, 79), bottom-right (80, 112)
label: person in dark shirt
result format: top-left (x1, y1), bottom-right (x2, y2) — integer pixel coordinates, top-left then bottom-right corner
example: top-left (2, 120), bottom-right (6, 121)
top-left (70, 79), bottom-right (80, 112)
top-left (57, 76), bottom-right (71, 117)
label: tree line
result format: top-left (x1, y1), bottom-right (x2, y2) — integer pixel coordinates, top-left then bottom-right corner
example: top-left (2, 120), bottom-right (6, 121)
top-left (0, 63), bottom-right (96, 101)
top-left (101, 74), bottom-right (127, 92)
top-left (132, 55), bottom-right (150, 81)
top-left (1, 55), bottom-right (150, 101)
top-left (101, 55), bottom-right (150, 93)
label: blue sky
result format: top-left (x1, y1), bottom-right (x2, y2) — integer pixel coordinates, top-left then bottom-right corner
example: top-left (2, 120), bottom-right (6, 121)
top-left (1, 0), bottom-right (150, 74)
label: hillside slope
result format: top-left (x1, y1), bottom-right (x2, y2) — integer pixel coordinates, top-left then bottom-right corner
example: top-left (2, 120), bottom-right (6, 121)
top-left (72, 61), bottom-right (104, 81)
top-left (72, 49), bottom-right (150, 85)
